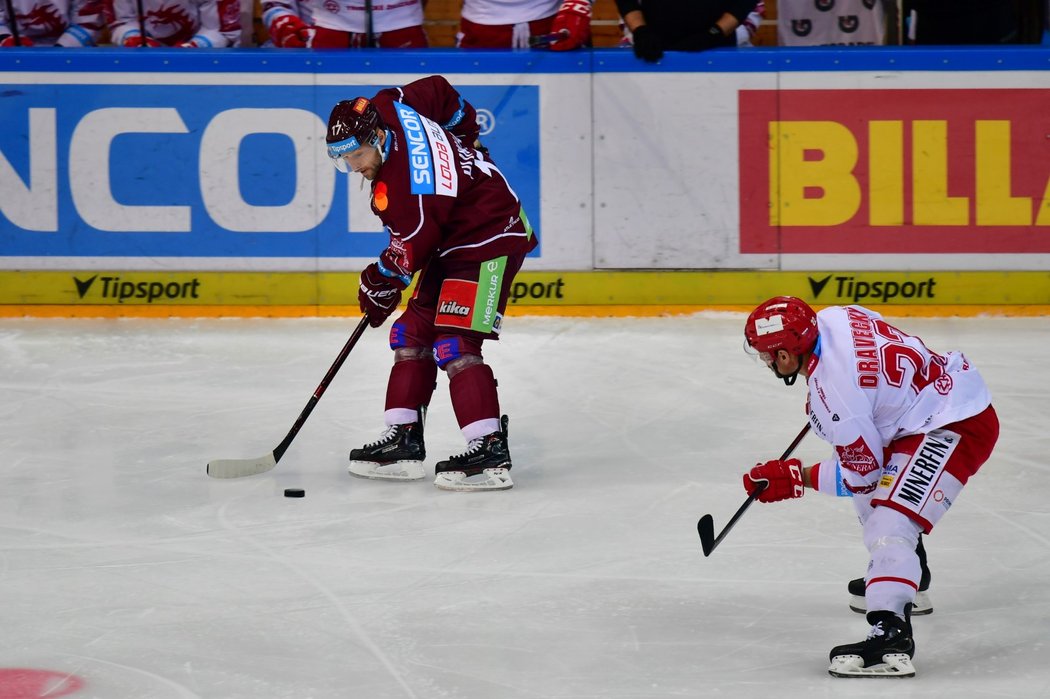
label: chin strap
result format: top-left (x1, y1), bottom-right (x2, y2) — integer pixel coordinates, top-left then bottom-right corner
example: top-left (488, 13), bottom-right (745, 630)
top-left (772, 357), bottom-right (802, 386)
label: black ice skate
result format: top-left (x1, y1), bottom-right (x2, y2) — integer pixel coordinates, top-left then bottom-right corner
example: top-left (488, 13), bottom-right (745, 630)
top-left (348, 409), bottom-right (426, 481)
top-left (828, 607), bottom-right (915, 678)
top-left (433, 415), bottom-right (513, 492)
top-left (849, 536), bottom-right (933, 615)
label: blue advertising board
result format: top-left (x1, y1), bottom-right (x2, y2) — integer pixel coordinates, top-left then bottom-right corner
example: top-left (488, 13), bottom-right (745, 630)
top-left (0, 53), bottom-right (541, 262)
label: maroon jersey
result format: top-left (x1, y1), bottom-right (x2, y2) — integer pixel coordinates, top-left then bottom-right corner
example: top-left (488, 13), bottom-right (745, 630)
top-left (368, 76), bottom-right (538, 280)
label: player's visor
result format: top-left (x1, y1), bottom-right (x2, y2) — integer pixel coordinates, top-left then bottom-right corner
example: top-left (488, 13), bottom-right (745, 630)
top-left (326, 136), bottom-right (362, 173)
top-left (743, 339), bottom-right (775, 369)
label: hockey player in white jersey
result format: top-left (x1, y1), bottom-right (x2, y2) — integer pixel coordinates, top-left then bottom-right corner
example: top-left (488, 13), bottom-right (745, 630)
top-left (1, 0), bottom-right (103, 46)
top-left (741, 296), bottom-right (998, 678)
top-left (262, 0), bottom-right (427, 49)
top-left (457, 0), bottom-right (561, 48)
top-left (106, 0), bottom-right (240, 47)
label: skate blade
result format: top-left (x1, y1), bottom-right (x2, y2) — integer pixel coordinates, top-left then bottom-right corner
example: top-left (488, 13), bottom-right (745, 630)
top-left (828, 653), bottom-right (915, 678)
top-left (434, 467), bottom-right (513, 492)
top-left (348, 460), bottom-right (425, 481)
top-left (849, 591), bottom-right (933, 616)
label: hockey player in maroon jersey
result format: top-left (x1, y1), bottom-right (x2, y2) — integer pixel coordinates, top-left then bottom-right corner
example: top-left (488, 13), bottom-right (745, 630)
top-left (741, 296), bottom-right (998, 677)
top-left (325, 76), bottom-right (538, 492)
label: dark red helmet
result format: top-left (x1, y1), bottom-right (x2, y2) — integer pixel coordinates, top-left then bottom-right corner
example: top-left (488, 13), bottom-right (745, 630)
top-left (326, 97), bottom-right (382, 171)
top-left (744, 296), bottom-right (818, 356)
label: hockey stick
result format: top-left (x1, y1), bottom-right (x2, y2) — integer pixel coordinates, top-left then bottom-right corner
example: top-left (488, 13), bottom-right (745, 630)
top-left (206, 314), bottom-right (370, 479)
top-left (3, 0), bottom-right (22, 46)
top-left (135, 0), bottom-right (147, 47)
top-left (364, 0), bottom-right (374, 47)
top-left (697, 423), bottom-right (811, 556)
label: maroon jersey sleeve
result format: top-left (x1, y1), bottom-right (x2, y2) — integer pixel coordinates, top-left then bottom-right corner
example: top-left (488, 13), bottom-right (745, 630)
top-left (384, 75), bottom-right (481, 147)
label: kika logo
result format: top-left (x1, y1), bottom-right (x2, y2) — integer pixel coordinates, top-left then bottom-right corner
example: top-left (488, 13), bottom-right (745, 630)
top-left (807, 274), bottom-right (937, 303)
top-left (73, 275), bottom-right (202, 304)
top-left (438, 300), bottom-right (470, 316)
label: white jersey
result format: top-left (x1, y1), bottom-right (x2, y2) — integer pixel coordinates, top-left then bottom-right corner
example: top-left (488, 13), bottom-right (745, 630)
top-left (806, 305), bottom-right (991, 497)
top-left (107, 0), bottom-right (241, 47)
top-left (460, 0), bottom-right (560, 26)
top-left (777, 0), bottom-right (887, 47)
top-left (1, 0), bottom-right (103, 46)
top-left (262, 0), bottom-right (424, 34)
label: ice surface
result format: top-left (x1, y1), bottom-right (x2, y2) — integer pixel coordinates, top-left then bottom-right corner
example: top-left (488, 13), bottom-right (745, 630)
top-left (1, 313), bottom-right (1048, 698)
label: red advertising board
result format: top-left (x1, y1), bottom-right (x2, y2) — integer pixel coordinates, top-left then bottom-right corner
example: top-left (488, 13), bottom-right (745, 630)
top-left (739, 89), bottom-right (1050, 254)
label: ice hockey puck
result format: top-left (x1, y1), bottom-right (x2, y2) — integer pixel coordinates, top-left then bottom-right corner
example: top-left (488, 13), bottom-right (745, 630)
top-left (283, 488), bottom-right (305, 498)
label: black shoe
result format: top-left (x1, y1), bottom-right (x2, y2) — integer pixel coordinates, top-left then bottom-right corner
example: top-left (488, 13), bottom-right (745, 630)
top-left (848, 536), bottom-right (932, 614)
top-left (348, 410), bottom-right (426, 481)
top-left (433, 415), bottom-right (513, 491)
top-left (828, 607), bottom-right (916, 678)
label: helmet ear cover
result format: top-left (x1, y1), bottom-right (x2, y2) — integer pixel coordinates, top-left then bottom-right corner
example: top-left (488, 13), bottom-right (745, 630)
top-left (744, 296), bottom-right (818, 356)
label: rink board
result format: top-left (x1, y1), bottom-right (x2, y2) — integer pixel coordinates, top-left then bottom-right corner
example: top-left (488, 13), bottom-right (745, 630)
top-left (1, 270), bottom-right (1047, 317)
top-left (2, 48), bottom-right (1050, 316)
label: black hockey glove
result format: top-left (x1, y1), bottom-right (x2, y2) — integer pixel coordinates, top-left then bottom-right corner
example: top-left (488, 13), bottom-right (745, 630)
top-left (631, 25), bottom-right (663, 63)
top-left (358, 262), bottom-right (407, 327)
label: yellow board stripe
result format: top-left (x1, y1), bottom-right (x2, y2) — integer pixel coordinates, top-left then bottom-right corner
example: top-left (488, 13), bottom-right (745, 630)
top-left (0, 270), bottom-right (1047, 317)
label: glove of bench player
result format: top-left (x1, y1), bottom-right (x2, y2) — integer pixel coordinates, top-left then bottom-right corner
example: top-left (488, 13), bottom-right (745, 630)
top-left (743, 458), bottom-right (804, 503)
top-left (1, 34), bottom-right (34, 47)
top-left (630, 24), bottom-right (662, 63)
top-left (269, 14), bottom-right (312, 48)
top-left (359, 262), bottom-right (408, 327)
top-left (548, 0), bottom-right (591, 51)
top-left (122, 34), bottom-right (162, 47)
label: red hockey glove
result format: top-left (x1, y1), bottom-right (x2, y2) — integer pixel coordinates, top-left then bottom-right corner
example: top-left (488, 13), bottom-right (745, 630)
top-left (123, 35), bottom-right (162, 47)
top-left (743, 458), bottom-right (805, 503)
top-left (359, 262), bottom-right (408, 327)
top-left (269, 14), bottom-right (312, 48)
top-left (549, 0), bottom-right (591, 51)
top-left (1, 34), bottom-right (34, 47)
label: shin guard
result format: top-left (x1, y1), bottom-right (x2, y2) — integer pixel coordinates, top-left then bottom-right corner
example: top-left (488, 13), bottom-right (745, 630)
top-left (449, 363), bottom-right (501, 439)
top-left (385, 357), bottom-right (438, 415)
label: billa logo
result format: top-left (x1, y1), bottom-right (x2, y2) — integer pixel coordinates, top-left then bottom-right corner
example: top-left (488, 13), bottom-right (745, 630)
top-left (739, 89), bottom-right (1050, 254)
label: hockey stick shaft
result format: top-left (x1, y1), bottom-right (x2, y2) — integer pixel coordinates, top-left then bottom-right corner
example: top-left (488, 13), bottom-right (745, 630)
top-left (135, 0), bottom-right (147, 46)
top-left (364, 0), bottom-right (374, 47)
top-left (697, 422), bottom-right (811, 556)
top-left (4, 0), bottom-right (21, 45)
top-left (206, 314), bottom-right (370, 478)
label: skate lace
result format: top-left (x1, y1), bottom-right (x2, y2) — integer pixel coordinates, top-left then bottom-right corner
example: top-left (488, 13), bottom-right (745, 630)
top-left (451, 437), bottom-right (484, 460)
top-left (867, 621), bottom-right (893, 640)
top-left (364, 425), bottom-right (399, 448)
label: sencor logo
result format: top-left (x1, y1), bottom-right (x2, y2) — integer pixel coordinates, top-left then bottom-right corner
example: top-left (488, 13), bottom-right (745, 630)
top-left (395, 102), bottom-right (433, 194)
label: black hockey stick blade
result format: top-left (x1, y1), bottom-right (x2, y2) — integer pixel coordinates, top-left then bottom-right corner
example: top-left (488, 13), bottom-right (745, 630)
top-left (697, 514), bottom-right (716, 556)
top-left (697, 423), bottom-right (811, 556)
top-left (697, 483), bottom-right (765, 557)
top-left (207, 314), bottom-right (370, 478)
